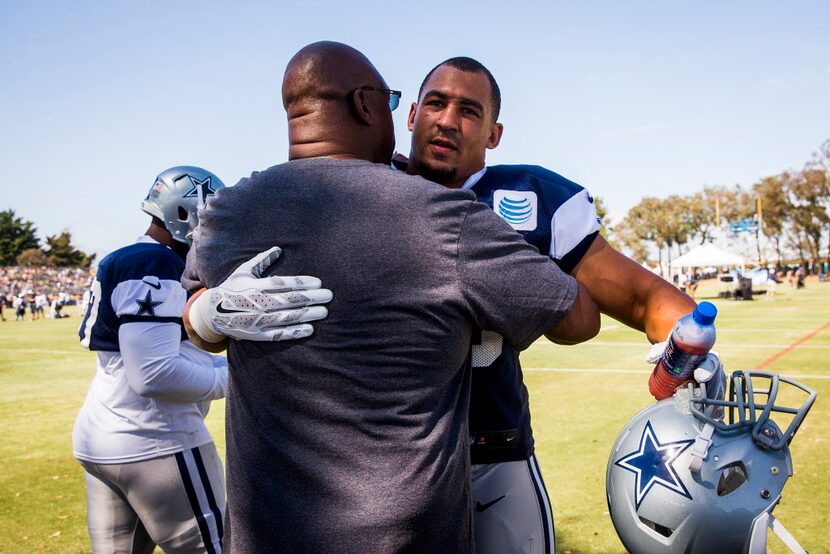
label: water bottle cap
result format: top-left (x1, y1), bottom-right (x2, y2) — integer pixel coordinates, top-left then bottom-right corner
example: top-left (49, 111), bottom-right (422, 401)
top-left (692, 301), bottom-right (717, 325)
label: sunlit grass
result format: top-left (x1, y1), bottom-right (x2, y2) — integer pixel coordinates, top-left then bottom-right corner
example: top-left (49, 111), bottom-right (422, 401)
top-left (1, 280), bottom-right (828, 553)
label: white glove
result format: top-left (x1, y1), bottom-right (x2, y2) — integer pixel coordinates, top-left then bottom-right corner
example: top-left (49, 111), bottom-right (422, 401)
top-left (694, 351), bottom-right (726, 402)
top-left (189, 247), bottom-right (332, 342)
top-left (644, 340), bottom-right (668, 365)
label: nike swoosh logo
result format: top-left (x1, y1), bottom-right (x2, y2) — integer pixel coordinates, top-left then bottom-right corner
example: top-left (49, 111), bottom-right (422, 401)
top-left (216, 301), bottom-right (245, 314)
top-left (475, 495), bottom-right (506, 512)
top-left (142, 279), bottom-right (161, 290)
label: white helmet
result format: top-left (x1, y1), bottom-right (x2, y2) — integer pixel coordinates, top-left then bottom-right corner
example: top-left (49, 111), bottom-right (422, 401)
top-left (607, 371), bottom-right (816, 553)
top-left (141, 166), bottom-right (225, 245)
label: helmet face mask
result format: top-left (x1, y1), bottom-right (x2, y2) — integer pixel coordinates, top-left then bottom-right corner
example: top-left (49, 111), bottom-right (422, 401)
top-left (141, 166), bottom-right (225, 245)
top-left (606, 371), bottom-right (816, 554)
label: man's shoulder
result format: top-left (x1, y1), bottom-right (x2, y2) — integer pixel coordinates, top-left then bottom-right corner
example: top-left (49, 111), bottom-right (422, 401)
top-left (485, 164), bottom-right (585, 191)
top-left (99, 242), bottom-right (183, 285)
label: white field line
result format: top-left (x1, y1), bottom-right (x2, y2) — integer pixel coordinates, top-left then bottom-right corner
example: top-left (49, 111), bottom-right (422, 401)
top-left (0, 348), bottom-right (87, 355)
top-left (532, 341), bottom-right (830, 349)
top-left (524, 367), bottom-right (830, 380)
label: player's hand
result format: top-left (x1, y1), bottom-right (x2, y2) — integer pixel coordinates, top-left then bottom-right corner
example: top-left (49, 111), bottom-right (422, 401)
top-left (645, 342), bottom-right (726, 402)
top-left (693, 351), bottom-right (726, 402)
top-left (188, 247), bottom-right (332, 343)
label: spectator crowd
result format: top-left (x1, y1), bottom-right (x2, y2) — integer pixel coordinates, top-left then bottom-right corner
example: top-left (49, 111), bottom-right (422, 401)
top-left (0, 266), bottom-right (95, 321)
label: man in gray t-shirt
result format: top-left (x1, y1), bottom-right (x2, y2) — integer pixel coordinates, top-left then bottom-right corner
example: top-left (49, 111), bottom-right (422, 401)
top-left (184, 42), bottom-right (598, 553)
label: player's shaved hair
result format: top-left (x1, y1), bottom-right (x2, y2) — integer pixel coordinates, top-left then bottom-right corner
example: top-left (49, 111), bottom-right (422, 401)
top-left (282, 41), bottom-right (395, 163)
top-left (418, 57), bottom-right (501, 122)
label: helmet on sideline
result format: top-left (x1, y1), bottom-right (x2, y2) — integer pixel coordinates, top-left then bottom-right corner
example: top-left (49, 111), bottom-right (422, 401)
top-left (140, 166), bottom-right (225, 245)
top-left (606, 371), bottom-right (815, 554)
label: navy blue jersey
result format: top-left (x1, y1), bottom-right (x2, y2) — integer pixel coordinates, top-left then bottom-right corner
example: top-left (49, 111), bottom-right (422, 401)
top-left (467, 165), bottom-right (600, 463)
top-left (78, 240), bottom-right (187, 351)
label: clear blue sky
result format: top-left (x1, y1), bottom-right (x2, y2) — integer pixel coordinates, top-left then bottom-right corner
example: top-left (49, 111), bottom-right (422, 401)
top-left (2, 1), bottom-right (828, 259)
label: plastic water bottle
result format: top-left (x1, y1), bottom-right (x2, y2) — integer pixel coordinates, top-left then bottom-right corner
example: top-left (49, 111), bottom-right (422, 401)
top-left (648, 301), bottom-right (718, 400)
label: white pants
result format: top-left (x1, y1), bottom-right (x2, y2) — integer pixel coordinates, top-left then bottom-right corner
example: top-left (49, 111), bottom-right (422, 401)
top-left (471, 455), bottom-right (554, 554)
top-left (80, 443), bottom-right (225, 554)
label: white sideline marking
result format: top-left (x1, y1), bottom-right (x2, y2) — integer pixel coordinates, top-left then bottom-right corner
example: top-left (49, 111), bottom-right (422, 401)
top-left (1, 348), bottom-right (86, 355)
top-left (532, 341), bottom-right (830, 349)
top-left (524, 367), bottom-right (830, 379)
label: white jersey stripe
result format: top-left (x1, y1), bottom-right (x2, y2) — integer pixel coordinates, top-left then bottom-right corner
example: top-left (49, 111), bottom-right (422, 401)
top-left (549, 189), bottom-right (600, 260)
top-left (79, 279), bottom-right (102, 349)
top-left (527, 454), bottom-right (555, 553)
top-left (176, 449), bottom-right (222, 553)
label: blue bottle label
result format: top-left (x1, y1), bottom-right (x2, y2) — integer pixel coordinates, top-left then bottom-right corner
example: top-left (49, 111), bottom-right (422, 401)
top-left (660, 337), bottom-right (707, 378)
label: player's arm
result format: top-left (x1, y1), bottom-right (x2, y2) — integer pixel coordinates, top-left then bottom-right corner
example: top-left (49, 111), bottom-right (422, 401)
top-left (458, 200), bottom-right (599, 350)
top-left (119, 319), bottom-right (227, 402)
top-left (543, 281), bottom-right (600, 345)
top-left (570, 236), bottom-right (725, 399)
top-left (184, 289), bottom-right (228, 353)
top-left (571, 235), bottom-right (696, 343)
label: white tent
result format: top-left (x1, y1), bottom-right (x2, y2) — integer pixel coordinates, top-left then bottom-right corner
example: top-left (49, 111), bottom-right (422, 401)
top-left (669, 243), bottom-right (744, 271)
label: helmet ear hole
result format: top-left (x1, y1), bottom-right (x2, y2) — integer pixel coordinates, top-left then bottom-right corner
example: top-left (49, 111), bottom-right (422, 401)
top-left (717, 462), bottom-right (748, 496)
top-left (177, 206), bottom-right (188, 221)
top-left (638, 517), bottom-right (673, 538)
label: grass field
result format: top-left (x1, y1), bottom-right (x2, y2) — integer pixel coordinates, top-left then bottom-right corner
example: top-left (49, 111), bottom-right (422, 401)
top-left (1, 279), bottom-right (828, 553)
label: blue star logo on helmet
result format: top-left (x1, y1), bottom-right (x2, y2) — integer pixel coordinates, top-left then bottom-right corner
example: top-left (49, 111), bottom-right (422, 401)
top-left (614, 421), bottom-right (694, 509)
top-left (181, 175), bottom-right (217, 202)
top-left (493, 190), bottom-right (537, 231)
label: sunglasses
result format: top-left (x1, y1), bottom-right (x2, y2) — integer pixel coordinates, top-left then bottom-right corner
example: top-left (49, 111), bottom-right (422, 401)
top-left (359, 86), bottom-right (402, 111)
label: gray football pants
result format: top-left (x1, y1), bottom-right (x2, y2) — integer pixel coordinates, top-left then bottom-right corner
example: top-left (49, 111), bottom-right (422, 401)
top-left (472, 455), bottom-right (555, 554)
top-left (80, 443), bottom-right (225, 554)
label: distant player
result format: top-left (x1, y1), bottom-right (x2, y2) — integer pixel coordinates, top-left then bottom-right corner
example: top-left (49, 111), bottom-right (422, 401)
top-left (73, 167), bottom-right (229, 553)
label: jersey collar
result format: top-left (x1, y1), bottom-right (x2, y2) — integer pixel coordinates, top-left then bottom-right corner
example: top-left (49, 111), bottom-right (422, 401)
top-left (389, 160), bottom-right (488, 191)
top-left (460, 167), bottom-right (488, 190)
top-left (136, 235), bottom-right (160, 245)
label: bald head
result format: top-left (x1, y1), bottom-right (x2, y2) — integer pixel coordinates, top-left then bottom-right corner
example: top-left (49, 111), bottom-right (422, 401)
top-left (282, 41), bottom-right (395, 164)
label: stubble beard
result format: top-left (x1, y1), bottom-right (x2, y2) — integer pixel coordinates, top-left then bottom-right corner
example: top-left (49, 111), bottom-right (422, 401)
top-left (411, 155), bottom-right (458, 187)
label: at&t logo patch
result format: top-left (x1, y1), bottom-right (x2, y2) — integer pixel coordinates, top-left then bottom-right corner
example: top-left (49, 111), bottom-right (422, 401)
top-left (493, 190), bottom-right (537, 231)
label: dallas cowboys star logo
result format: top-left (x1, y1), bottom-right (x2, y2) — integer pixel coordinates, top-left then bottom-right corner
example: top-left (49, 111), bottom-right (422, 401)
top-left (180, 174), bottom-right (217, 202)
top-left (614, 421), bottom-right (694, 509)
top-left (135, 290), bottom-right (162, 316)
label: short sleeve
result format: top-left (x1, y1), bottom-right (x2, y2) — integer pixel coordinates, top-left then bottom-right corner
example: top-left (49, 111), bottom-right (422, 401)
top-left (181, 239), bottom-right (206, 296)
top-left (549, 188), bottom-right (601, 272)
top-left (111, 276), bottom-right (187, 324)
top-left (457, 201), bottom-right (578, 350)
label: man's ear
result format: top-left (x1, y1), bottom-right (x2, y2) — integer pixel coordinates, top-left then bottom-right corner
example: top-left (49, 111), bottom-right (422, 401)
top-left (407, 102), bottom-right (418, 131)
top-left (486, 122), bottom-right (504, 150)
top-left (349, 88), bottom-right (373, 126)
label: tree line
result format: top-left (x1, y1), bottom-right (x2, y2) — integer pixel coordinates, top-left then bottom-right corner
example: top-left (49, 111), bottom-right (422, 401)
top-left (4, 140), bottom-right (828, 272)
top-left (0, 210), bottom-right (95, 268)
top-left (604, 139), bottom-right (830, 271)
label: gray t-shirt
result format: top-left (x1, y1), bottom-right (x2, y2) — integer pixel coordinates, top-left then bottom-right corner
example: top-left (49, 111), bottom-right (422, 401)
top-left (184, 158), bottom-right (577, 553)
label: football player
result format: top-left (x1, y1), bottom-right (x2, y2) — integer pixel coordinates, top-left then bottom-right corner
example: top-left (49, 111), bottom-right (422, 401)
top-left (73, 167), bottom-right (230, 553)
top-left (400, 57), bottom-right (723, 553)
top-left (74, 167), bottom-right (334, 553)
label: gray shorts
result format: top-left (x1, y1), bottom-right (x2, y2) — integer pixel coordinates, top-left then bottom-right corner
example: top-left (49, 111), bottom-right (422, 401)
top-left (80, 443), bottom-right (225, 553)
top-left (471, 455), bottom-right (554, 554)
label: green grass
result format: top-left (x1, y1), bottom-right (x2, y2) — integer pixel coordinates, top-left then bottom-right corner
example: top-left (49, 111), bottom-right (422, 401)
top-left (1, 282), bottom-right (829, 553)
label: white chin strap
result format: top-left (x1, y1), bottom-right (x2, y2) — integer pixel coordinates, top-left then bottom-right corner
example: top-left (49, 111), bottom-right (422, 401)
top-left (746, 508), bottom-right (807, 554)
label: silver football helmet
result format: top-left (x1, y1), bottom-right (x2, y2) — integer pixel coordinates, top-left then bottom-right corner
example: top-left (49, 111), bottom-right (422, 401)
top-left (607, 371), bottom-right (815, 554)
top-left (140, 166), bottom-right (225, 245)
